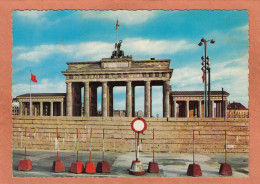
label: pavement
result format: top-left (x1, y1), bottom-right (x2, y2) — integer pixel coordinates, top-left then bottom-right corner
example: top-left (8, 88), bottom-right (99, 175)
top-left (13, 149), bottom-right (249, 177)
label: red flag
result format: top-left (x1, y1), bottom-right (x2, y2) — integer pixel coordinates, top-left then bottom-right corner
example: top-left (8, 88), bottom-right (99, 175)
top-left (31, 73), bottom-right (38, 83)
top-left (202, 72), bottom-right (205, 83)
top-left (116, 20), bottom-right (119, 30)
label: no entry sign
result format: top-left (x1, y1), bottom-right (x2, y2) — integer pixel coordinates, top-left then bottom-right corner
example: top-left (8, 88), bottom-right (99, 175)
top-left (131, 118), bottom-right (147, 133)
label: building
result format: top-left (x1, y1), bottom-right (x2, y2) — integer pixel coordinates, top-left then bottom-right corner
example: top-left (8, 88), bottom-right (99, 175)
top-left (171, 91), bottom-right (229, 118)
top-left (17, 93), bottom-right (66, 116)
top-left (113, 110), bottom-right (126, 117)
top-left (15, 41), bottom-right (229, 118)
top-left (12, 98), bottom-right (19, 115)
top-left (227, 101), bottom-right (249, 118)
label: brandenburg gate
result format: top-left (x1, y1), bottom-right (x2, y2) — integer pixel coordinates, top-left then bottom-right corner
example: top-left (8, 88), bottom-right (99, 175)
top-left (62, 43), bottom-right (173, 118)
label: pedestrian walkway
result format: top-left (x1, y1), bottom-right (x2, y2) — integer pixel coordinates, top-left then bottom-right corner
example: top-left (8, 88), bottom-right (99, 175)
top-left (13, 149), bottom-right (248, 177)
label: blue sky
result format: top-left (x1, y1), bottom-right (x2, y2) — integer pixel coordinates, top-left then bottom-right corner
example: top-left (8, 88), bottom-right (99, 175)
top-left (12, 10), bottom-right (249, 117)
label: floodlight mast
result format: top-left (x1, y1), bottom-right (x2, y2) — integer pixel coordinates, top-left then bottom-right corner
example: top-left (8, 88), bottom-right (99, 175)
top-left (198, 38), bottom-right (215, 118)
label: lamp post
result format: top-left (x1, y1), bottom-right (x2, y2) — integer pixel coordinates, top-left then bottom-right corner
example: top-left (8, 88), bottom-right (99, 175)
top-left (198, 38), bottom-right (215, 117)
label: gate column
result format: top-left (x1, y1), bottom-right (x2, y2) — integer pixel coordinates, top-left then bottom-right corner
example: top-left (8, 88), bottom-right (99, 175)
top-left (84, 82), bottom-right (90, 117)
top-left (163, 80), bottom-right (170, 118)
top-left (145, 81), bottom-right (151, 117)
top-left (126, 81), bottom-right (132, 117)
top-left (66, 82), bottom-right (72, 116)
top-left (102, 82), bottom-right (108, 117)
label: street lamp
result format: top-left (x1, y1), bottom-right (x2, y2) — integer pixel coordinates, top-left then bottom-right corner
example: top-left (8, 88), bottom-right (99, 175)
top-left (198, 37), bottom-right (215, 118)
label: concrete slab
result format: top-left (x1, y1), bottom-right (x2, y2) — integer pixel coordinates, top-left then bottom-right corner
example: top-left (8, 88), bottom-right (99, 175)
top-left (12, 149), bottom-right (248, 177)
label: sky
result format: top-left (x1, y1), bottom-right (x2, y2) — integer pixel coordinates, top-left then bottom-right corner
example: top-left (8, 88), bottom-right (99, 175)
top-left (12, 10), bottom-right (249, 117)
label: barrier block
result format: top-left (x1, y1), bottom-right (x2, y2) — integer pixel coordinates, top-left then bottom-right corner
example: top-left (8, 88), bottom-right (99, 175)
top-left (52, 160), bottom-right (65, 172)
top-left (18, 160), bottom-right (32, 171)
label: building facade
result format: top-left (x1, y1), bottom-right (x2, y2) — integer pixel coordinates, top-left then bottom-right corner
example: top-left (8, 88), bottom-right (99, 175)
top-left (12, 98), bottom-right (19, 115)
top-left (227, 102), bottom-right (249, 118)
top-left (17, 93), bottom-right (66, 116)
top-left (171, 91), bottom-right (229, 118)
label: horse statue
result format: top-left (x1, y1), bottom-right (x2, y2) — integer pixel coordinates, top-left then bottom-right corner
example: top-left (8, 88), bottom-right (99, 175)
top-left (111, 40), bottom-right (124, 58)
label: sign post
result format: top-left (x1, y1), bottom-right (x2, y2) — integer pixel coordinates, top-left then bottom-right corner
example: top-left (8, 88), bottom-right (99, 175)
top-left (148, 128), bottom-right (159, 173)
top-left (85, 128), bottom-right (96, 173)
top-left (96, 128), bottom-right (111, 173)
top-left (52, 127), bottom-right (65, 172)
top-left (219, 130), bottom-right (232, 175)
top-left (187, 130), bottom-right (202, 177)
top-left (70, 128), bottom-right (84, 174)
top-left (18, 127), bottom-right (33, 171)
top-left (129, 118), bottom-right (147, 175)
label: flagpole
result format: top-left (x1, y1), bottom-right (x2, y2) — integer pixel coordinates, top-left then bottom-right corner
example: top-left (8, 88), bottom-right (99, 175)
top-left (116, 18), bottom-right (119, 59)
top-left (116, 17), bottom-right (118, 43)
top-left (30, 70), bottom-right (32, 116)
top-left (116, 26), bottom-right (118, 44)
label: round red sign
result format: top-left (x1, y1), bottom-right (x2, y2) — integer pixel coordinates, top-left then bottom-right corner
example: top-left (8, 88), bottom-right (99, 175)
top-left (131, 118), bottom-right (147, 133)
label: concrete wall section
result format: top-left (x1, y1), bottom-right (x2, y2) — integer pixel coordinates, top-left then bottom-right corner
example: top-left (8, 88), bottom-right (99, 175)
top-left (12, 116), bottom-right (249, 153)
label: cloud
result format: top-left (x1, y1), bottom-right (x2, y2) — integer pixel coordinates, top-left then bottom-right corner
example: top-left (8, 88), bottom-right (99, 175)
top-left (170, 66), bottom-right (202, 89)
top-left (236, 24), bottom-right (249, 31)
top-left (12, 78), bottom-right (66, 98)
top-left (113, 87), bottom-right (126, 94)
top-left (13, 38), bottom-right (196, 69)
top-left (124, 38), bottom-right (197, 56)
top-left (14, 10), bottom-right (47, 23)
top-left (205, 24), bottom-right (248, 46)
top-left (79, 10), bottom-right (156, 25)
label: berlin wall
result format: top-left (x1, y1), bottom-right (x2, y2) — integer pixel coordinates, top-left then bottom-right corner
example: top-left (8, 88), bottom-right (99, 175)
top-left (12, 116), bottom-right (249, 153)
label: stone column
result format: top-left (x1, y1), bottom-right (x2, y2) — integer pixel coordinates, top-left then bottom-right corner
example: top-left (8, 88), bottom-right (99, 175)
top-left (163, 80), bottom-right (170, 118)
top-left (216, 102), bottom-right (219, 117)
top-left (198, 100), bottom-right (201, 118)
top-left (132, 84), bottom-right (135, 117)
top-left (216, 102), bottom-right (222, 117)
top-left (50, 101), bottom-right (53, 116)
top-left (173, 100), bottom-right (177, 117)
top-left (126, 81), bottom-right (132, 117)
top-left (40, 102), bottom-right (43, 116)
top-left (145, 81), bottom-right (151, 117)
top-left (211, 100), bottom-right (214, 118)
top-left (224, 101), bottom-right (227, 118)
top-left (29, 100), bottom-right (32, 116)
top-left (34, 105), bottom-right (37, 116)
top-left (61, 101), bottom-right (64, 116)
top-left (186, 100), bottom-right (189, 118)
top-left (84, 82), bottom-right (90, 117)
top-left (19, 102), bottom-right (23, 116)
top-left (66, 82), bottom-right (72, 116)
top-left (102, 82), bottom-right (108, 117)
top-left (219, 102), bottom-right (222, 117)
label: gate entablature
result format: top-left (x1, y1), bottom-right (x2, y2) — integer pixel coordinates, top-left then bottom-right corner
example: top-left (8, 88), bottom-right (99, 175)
top-left (62, 57), bottom-right (173, 83)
